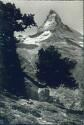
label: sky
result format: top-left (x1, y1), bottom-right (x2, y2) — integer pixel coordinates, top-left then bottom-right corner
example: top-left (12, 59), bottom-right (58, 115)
top-left (2, 0), bottom-right (83, 35)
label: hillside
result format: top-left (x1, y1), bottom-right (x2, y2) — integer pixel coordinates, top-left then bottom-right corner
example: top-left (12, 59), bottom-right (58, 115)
top-left (0, 87), bottom-right (84, 125)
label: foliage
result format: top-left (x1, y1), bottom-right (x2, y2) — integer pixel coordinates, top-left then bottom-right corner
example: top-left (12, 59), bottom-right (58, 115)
top-left (36, 46), bottom-right (77, 88)
top-left (0, 1), bottom-right (36, 96)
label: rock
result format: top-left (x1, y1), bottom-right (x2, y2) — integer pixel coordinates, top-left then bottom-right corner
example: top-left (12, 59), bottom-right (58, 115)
top-left (25, 78), bottom-right (39, 100)
top-left (38, 88), bottom-right (51, 102)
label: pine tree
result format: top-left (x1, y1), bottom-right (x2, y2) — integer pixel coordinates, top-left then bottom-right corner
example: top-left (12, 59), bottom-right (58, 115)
top-left (0, 2), bottom-right (36, 96)
top-left (36, 46), bottom-right (77, 88)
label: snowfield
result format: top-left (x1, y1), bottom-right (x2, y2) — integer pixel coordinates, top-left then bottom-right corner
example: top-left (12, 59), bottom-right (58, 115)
top-left (23, 31), bottom-right (52, 45)
top-left (79, 41), bottom-right (83, 47)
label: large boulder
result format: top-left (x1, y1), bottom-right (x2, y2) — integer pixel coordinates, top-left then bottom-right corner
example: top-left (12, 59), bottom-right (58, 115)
top-left (25, 78), bottom-right (39, 100)
top-left (38, 88), bottom-right (51, 102)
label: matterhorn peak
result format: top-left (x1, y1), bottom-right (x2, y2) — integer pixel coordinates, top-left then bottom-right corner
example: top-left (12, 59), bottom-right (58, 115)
top-left (38, 9), bottom-right (62, 32)
top-left (47, 9), bottom-right (62, 23)
top-left (48, 9), bottom-right (56, 15)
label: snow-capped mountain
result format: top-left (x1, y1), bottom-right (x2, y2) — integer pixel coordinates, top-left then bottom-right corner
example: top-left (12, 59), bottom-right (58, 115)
top-left (17, 10), bottom-right (83, 86)
top-left (17, 10), bottom-right (83, 48)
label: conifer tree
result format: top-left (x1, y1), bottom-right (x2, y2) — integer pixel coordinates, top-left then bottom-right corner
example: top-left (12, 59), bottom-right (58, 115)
top-left (36, 46), bottom-right (77, 88)
top-left (0, 1), bottom-right (36, 96)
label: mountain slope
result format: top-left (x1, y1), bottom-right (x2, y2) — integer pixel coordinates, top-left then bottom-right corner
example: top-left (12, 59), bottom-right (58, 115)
top-left (0, 87), bottom-right (84, 125)
top-left (17, 9), bottom-right (83, 88)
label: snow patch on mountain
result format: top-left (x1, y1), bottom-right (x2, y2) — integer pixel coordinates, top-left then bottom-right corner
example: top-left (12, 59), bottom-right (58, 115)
top-left (79, 41), bottom-right (83, 47)
top-left (23, 31), bottom-right (52, 45)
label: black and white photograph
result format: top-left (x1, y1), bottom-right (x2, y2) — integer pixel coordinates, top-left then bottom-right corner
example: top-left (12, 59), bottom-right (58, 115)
top-left (0, 0), bottom-right (84, 124)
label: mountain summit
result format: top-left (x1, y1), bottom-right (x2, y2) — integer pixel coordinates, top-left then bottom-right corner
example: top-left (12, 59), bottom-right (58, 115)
top-left (38, 10), bottom-right (62, 32)
top-left (38, 10), bottom-right (82, 42)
